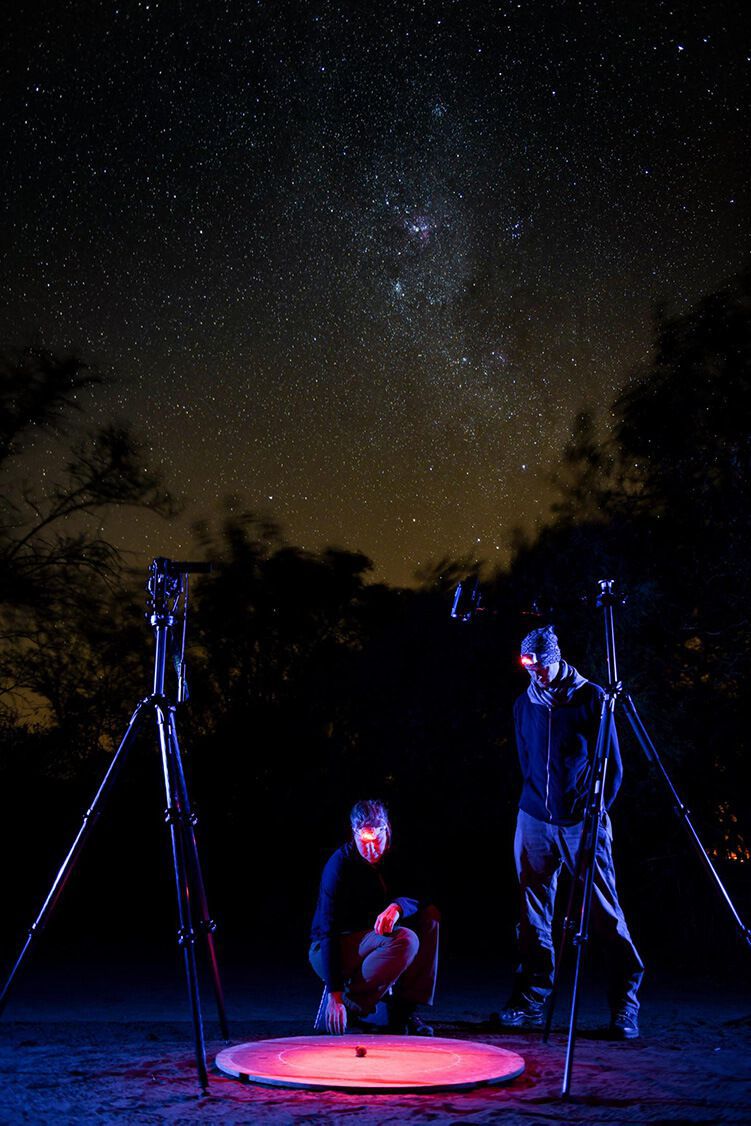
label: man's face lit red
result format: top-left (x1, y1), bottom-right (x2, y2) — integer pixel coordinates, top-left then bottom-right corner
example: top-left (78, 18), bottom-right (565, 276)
top-left (521, 652), bottom-right (560, 688)
top-left (354, 823), bottom-right (389, 864)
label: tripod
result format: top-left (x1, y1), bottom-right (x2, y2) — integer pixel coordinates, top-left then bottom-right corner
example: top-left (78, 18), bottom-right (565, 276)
top-left (543, 579), bottom-right (750, 1098)
top-left (0, 557), bottom-right (229, 1092)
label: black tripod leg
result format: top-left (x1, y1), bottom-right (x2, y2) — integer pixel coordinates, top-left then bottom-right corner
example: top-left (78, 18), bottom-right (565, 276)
top-left (166, 708), bottom-right (230, 1039)
top-left (543, 812), bottom-right (590, 1043)
top-left (562, 705), bottom-right (615, 1098)
top-left (561, 825), bottom-right (598, 1097)
top-left (0, 699), bottom-right (150, 1018)
top-left (621, 695), bottom-right (751, 949)
top-left (545, 689), bottom-right (611, 1044)
top-left (156, 704), bottom-right (209, 1093)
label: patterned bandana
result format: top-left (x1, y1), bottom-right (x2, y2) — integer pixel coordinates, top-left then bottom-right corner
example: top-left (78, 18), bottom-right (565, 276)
top-left (520, 625), bottom-right (561, 666)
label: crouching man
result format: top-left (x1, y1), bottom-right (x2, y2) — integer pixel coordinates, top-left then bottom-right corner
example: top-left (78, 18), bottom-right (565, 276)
top-left (310, 799), bottom-right (439, 1035)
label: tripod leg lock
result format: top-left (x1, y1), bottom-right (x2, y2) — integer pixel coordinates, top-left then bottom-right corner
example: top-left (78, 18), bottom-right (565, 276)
top-left (177, 926), bottom-right (196, 947)
top-left (199, 918), bottom-right (218, 935)
top-left (163, 805), bottom-right (198, 827)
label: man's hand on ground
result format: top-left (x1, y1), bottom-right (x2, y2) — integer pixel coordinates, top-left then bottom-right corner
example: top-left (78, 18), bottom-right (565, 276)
top-left (374, 903), bottom-right (401, 935)
top-left (325, 991), bottom-right (347, 1034)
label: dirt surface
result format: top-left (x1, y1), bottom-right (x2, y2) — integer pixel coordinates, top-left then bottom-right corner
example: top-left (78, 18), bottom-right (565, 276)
top-left (2, 967), bottom-right (750, 1124)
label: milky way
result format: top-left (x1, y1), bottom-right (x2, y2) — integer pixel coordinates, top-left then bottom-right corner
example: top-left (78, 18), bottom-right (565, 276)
top-left (2, 1), bottom-right (749, 583)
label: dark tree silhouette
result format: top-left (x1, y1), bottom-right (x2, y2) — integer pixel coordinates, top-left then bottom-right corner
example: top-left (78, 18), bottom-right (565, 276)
top-left (0, 348), bottom-right (100, 465)
top-left (0, 348), bottom-right (174, 744)
top-left (1, 350), bottom-right (174, 609)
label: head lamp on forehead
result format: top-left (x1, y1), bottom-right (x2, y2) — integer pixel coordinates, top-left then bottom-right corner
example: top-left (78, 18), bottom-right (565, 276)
top-left (357, 824), bottom-right (387, 842)
top-left (520, 654), bottom-right (535, 668)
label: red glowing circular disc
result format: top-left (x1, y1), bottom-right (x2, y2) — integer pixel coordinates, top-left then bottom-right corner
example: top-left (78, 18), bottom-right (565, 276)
top-left (215, 1034), bottom-right (525, 1092)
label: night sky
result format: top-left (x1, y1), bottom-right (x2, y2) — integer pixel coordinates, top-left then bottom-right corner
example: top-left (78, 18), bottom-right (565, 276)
top-left (2, 1), bottom-right (749, 585)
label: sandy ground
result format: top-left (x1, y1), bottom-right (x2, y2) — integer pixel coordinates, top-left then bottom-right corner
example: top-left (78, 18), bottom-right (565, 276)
top-left (1, 963), bottom-right (750, 1124)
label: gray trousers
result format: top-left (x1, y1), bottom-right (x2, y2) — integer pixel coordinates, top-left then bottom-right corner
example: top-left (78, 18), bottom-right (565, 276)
top-left (514, 809), bottom-right (644, 1010)
top-left (309, 906), bottom-right (440, 1014)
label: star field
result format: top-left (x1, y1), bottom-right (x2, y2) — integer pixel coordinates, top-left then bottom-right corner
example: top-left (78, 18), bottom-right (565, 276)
top-left (2, 1), bottom-right (749, 583)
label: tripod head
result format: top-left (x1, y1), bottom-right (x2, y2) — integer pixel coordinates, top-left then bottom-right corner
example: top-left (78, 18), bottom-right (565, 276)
top-left (450, 575), bottom-right (484, 623)
top-left (594, 579), bottom-right (625, 694)
top-left (147, 558), bottom-right (213, 621)
top-left (595, 578), bottom-right (627, 611)
top-left (146, 558), bottom-right (213, 702)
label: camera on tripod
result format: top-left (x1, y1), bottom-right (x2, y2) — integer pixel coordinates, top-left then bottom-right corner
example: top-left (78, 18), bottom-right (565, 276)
top-left (147, 557), bottom-right (212, 616)
top-left (450, 575), bottom-right (484, 622)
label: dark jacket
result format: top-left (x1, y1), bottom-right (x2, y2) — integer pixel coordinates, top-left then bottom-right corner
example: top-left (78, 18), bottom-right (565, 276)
top-left (310, 841), bottom-right (420, 990)
top-left (513, 680), bottom-right (622, 826)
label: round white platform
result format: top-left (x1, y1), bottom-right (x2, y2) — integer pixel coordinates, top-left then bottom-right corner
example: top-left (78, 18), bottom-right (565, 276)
top-left (216, 1034), bottom-right (525, 1092)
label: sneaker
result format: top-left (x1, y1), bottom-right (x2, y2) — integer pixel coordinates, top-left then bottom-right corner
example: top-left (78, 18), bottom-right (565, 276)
top-left (405, 1014), bottom-right (434, 1037)
top-left (497, 995), bottom-right (545, 1029)
top-left (387, 1000), bottom-right (434, 1036)
top-left (343, 995), bottom-right (376, 1029)
top-left (610, 1003), bottom-right (640, 1040)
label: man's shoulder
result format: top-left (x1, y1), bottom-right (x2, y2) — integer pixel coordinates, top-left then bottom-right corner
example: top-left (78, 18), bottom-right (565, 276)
top-left (514, 690), bottom-right (529, 712)
top-left (323, 842), bottom-right (355, 875)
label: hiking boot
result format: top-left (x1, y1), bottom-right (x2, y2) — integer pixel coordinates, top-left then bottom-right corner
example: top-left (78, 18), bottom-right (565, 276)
top-left (497, 995), bottom-right (545, 1029)
top-left (610, 1003), bottom-right (640, 1040)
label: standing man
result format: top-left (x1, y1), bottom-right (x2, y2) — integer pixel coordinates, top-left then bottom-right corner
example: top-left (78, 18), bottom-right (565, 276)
top-left (499, 625), bottom-right (644, 1039)
top-left (310, 799), bottom-right (439, 1035)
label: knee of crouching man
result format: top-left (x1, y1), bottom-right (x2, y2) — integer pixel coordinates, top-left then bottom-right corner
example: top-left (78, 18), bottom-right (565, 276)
top-left (394, 926), bottom-right (420, 958)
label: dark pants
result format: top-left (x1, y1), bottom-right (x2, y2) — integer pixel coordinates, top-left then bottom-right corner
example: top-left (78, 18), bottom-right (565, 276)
top-left (309, 906), bottom-right (440, 1014)
top-left (513, 809), bottom-right (644, 1010)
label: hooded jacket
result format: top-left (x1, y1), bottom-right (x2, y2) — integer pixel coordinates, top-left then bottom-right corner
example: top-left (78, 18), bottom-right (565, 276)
top-left (513, 672), bottom-right (622, 826)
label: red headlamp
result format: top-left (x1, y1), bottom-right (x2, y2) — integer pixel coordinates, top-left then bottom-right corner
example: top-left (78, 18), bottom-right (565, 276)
top-left (357, 826), bottom-right (386, 843)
